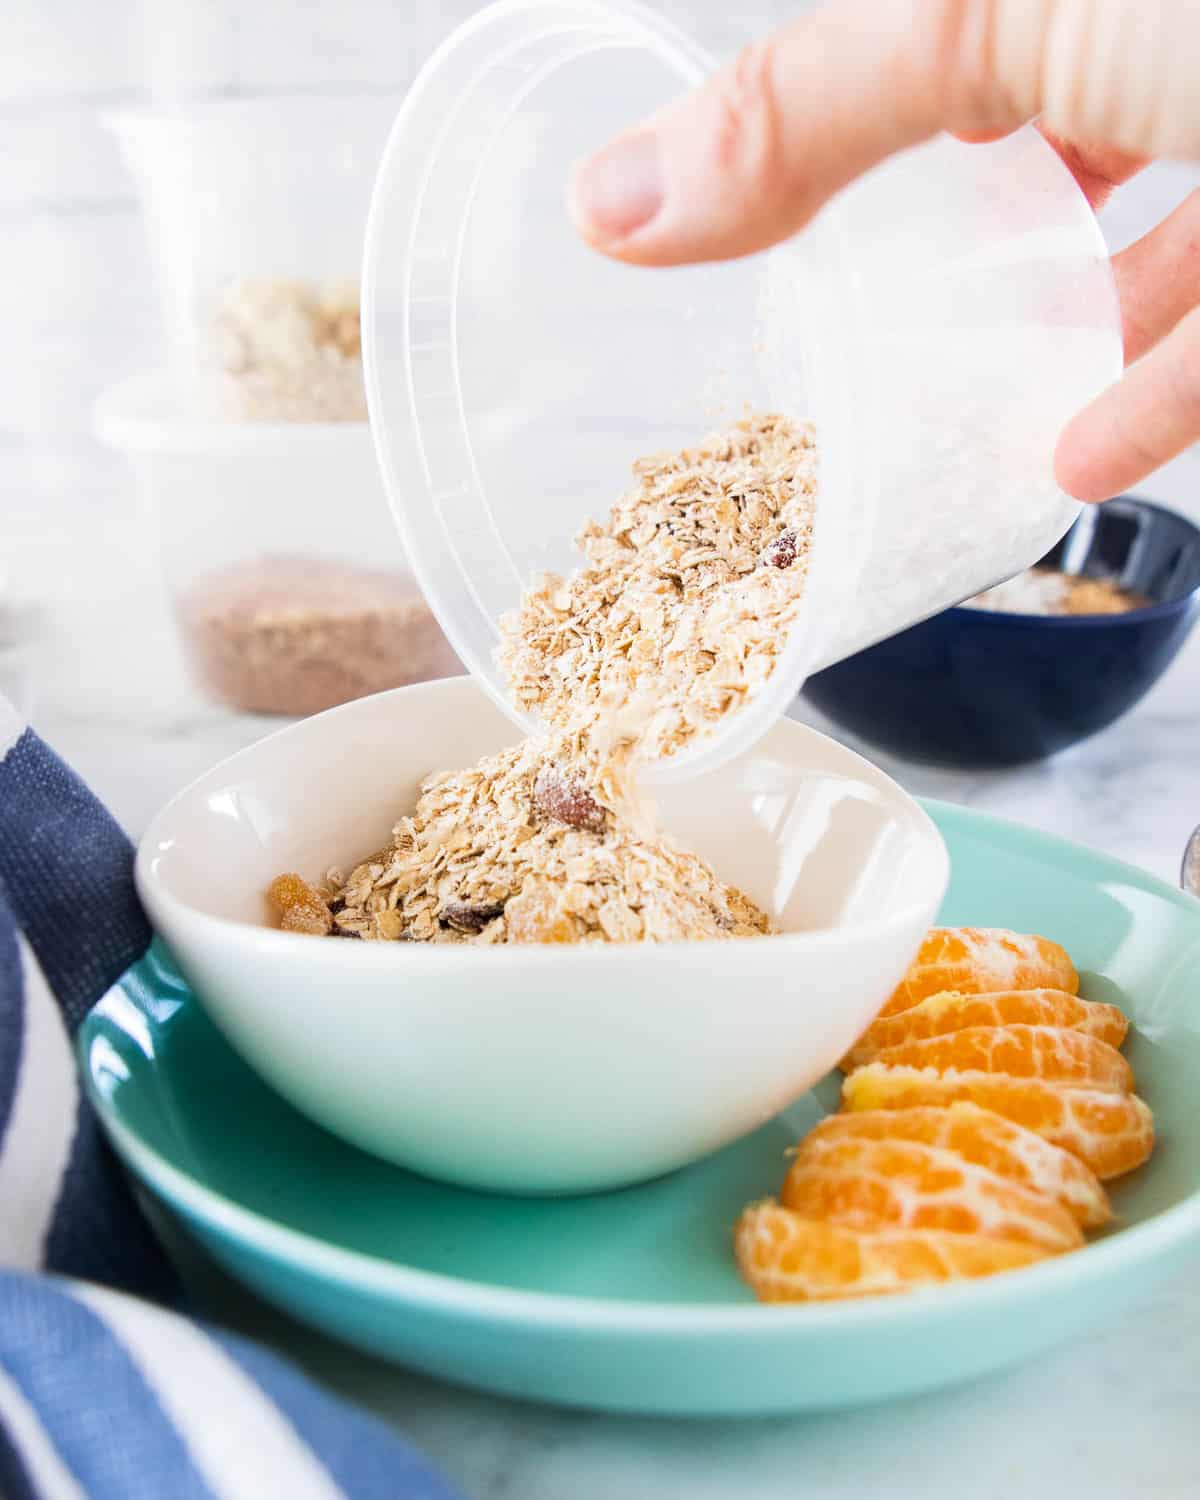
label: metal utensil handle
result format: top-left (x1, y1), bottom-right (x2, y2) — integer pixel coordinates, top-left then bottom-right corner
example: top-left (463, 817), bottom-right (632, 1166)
top-left (1182, 826), bottom-right (1200, 897)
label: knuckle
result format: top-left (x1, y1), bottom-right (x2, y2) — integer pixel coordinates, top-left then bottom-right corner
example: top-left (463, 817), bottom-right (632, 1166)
top-left (911, 0), bottom-right (1015, 130)
top-left (1042, 0), bottom-right (1160, 151)
top-left (704, 38), bottom-right (786, 197)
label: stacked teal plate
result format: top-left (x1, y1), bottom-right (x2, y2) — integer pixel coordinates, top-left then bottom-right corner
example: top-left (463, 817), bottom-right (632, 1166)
top-left (82, 802), bottom-right (1200, 1416)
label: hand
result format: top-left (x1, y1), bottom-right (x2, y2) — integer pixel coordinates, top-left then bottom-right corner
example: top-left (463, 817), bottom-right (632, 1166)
top-left (568, 0), bottom-right (1200, 502)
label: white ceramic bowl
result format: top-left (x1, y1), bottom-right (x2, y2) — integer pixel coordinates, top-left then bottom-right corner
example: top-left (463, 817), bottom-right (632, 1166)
top-left (136, 678), bottom-right (948, 1194)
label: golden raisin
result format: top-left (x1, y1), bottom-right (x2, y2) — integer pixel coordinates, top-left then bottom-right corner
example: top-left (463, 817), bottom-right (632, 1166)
top-left (267, 873), bottom-right (332, 936)
top-left (505, 881), bottom-right (580, 944)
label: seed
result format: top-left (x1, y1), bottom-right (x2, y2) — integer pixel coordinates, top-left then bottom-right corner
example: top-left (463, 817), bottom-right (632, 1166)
top-left (761, 529), bottom-right (799, 570)
top-left (440, 900), bottom-right (506, 934)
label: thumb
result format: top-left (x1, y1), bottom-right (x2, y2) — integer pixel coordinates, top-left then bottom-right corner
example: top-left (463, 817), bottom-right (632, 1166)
top-left (569, 0), bottom-right (1200, 269)
top-left (568, 0), bottom-right (937, 266)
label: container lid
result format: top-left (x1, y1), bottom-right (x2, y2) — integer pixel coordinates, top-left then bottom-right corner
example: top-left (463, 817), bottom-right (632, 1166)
top-left (94, 373), bottom-right (372, 457)
top-left (362, 0), bottom-right (1121, 780)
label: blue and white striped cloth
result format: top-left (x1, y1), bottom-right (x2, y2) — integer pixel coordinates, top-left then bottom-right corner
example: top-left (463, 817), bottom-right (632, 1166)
top-left (0, 695), bottom-right (463, 1500)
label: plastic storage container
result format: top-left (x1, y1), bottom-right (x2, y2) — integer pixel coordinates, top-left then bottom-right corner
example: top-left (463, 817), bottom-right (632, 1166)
top-left (0, 519), bottom-right (74, 722)
top-left (0, 589), bottom-right (45, 722)
top-left (362, 0), bottom-right (1123, 782)
top-left (95, 375), bottom-right (461, 717)
top-left (107, 97), bottom-right (399, 422)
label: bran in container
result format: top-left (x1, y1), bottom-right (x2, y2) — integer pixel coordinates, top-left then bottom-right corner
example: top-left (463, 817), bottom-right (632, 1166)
top-left (179, 556), bottom-right (461, 718)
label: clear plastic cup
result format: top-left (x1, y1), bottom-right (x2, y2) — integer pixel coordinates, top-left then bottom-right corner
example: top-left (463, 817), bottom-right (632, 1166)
top-left (107, 97), bottom-right (400, 422)
top-left (362, 0), bottom-right (1122, 781)
top-left (95, 375), bottom-right (461, 717)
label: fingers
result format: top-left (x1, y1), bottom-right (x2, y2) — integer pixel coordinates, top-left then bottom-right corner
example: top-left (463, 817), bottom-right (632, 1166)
top-left (1056, 304), bottom-right (1200, 501)
top-left (1035, 128), bottom-right (1147, 213)
top-left (568, 0), bottom-right (938, 266)
top-left (1112, 189), bottom-right (1200, 362)
top-left (1035, 0), bottom-right (1200, 159)
top-left (571, 0), bottom-right (1200, 269)
top-left (955, 0), bottom-right (1200, 159)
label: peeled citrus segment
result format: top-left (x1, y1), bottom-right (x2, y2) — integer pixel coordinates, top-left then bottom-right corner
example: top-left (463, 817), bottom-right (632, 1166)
top-left (781, 1136), bottom-right (1084, 1251)
top-left (842, 1065), bottom-right (1155, 1180)
top-left (735, 1201), bottom-right (1050, 1302)
top-left (844, 989), bottom-right (1128, 1069)
top-left (799, 1103), bottom-right (1111, 1228)
top-left (884, 929), bottom-right (1078, 1018)
top-left (868, 1025), bottom-right (1134, 1093)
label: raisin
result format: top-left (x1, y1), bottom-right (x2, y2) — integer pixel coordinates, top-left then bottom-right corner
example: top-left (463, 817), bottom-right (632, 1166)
top-left (532, 763), bottom-right (607, 834)
top-left (440, 900), bottom-right (505, 934)
top-left (762, 529), bottom-right (798, 570)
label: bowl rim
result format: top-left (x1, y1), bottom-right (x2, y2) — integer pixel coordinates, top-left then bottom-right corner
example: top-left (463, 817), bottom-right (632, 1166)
top-left (135, 679), bottom-right (950, 965)
top-left (946, 495), bottom-right (1200, 626)
top-left (86, 797), bottom-right (1200, 1333)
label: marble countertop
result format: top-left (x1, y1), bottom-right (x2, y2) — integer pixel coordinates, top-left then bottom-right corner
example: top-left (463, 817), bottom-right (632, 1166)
top-left (32, 606), bottom-right (1200, 1500)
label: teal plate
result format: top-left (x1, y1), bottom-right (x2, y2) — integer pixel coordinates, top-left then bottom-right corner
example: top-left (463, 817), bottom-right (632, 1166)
top-left (81, 802), bottom-right (1200, 1416)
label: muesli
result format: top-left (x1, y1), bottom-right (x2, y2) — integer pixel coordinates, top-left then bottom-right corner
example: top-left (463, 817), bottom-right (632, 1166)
top-left (270, 735), bottom-right (770, 945)
top-left (269, 414), bottom-right (815, 944)
top-left (499, 412), bottom-right (816, 762)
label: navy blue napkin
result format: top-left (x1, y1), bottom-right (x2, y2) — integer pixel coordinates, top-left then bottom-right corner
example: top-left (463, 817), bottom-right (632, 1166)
top-left (0, 698), bottom-right (463, 1500)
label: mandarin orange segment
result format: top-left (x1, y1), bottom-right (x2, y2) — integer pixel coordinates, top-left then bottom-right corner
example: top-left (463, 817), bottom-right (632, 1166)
top-left (799, 1103), bottom-right (1111, 1228)
top-left (735, 1202), bottom-right (1050, 1302)
top-left (780, 1136), bottom-right (1084, 1251)
top-left (842, 1064), bottom-right (1155, 1180)
top-left (843, 989), bottom-right (1128, 1069)
top-left (883, 929), bottom-right (1078, 1018)
top-left (868, 1025), bottom-right (1134, 1093)
top-left (737, 921), bottom-right (1154, 1305)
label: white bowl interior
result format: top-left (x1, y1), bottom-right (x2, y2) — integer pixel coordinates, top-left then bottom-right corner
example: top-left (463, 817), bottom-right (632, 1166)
top-left (146, 678), bottom-right (942, 936)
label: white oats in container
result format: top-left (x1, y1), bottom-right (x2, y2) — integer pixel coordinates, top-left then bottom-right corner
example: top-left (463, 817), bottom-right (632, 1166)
top-left (106, 97), bottom-right (394, 422)
top-left (498, 412), bottom-right (816, 765)
top-left (210, 277), bottom-right (367, 424)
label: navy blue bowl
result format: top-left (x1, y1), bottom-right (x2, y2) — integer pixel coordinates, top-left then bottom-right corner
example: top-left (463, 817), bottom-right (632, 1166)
top-left (802, 497), bottom-right (1200, 769)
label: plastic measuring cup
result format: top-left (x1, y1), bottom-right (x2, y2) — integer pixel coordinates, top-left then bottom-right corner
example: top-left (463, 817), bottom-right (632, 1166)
top-left (362, 0), bottom-right (1122, 781)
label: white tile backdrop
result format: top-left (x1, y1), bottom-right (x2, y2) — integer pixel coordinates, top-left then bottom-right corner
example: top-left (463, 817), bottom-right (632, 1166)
top-left (2, 0), bottom-right (1199, 709)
